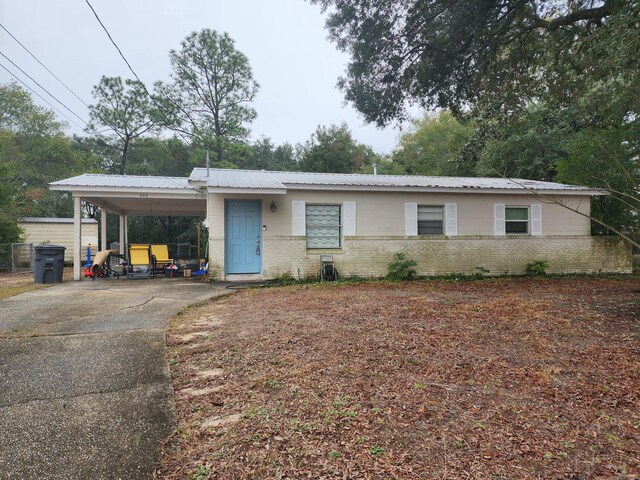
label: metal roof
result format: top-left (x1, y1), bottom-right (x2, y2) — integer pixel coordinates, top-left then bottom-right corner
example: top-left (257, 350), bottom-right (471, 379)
top-left (189, 168), bottom-right (600, 193)
top-left (49, 169), bottom-right (602, 195)
top-left (49, 174), bottom-right (191, 190)
top-left (19, 217), bottom-right (97, 224)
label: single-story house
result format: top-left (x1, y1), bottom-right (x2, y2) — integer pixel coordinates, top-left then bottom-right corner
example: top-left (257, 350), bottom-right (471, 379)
top-left (18, 217), bottom-right (98, 264)
top-left (49, 168), bottom-right (632, 281)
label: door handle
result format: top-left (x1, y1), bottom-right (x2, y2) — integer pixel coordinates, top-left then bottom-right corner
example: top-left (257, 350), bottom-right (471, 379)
top-left (256, 236), bottom-right (261, 255)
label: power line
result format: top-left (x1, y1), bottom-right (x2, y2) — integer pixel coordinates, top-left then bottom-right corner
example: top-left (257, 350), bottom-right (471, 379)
top-left (0, 50), bottom-right (88, 126)
top-left (0, 22), bottom-right (89, 107)
top-left (83, 0), bottom-right (192, 143)
top-left (0, 60), bottom-right (84, 129)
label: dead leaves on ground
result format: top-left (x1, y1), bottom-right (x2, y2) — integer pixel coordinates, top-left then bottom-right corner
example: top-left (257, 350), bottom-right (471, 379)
top-left (157, 277), bottom-right (640, 479)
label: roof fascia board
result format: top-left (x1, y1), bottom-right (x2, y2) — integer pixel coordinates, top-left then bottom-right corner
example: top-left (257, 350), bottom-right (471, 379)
top-left (51, 187), bottom-right (202, 198)
top-left (283, 184), bottom-right (604, 195)
top-left (206, 187), bottom-right (287, 194)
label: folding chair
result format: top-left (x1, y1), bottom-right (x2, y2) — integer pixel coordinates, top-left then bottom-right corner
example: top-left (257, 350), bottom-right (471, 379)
top-left (126, 244), bottom-right (153, 279)
top-left (150, 244), bottom-right (174, 273)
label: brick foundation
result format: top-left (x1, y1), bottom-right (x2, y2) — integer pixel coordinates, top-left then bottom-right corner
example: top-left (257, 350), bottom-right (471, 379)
top-left (209, 235), bottom-right (631, 280)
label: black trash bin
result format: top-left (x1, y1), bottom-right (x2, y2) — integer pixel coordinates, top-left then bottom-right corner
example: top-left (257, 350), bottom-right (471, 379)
top-left (33, 245), bottom-right (66, 284)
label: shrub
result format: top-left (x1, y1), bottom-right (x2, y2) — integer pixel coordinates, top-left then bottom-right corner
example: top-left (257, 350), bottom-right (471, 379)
top-left (526, 259), bottom-right (549, 276)
top-left (386, 252), bottom-right (417, 280)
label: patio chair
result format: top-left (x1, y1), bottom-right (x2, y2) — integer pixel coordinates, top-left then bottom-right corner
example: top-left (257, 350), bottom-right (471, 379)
top-left (126, 244), bottom-right (153, 279)
top-left (150, 244), bottom-right (173, 273)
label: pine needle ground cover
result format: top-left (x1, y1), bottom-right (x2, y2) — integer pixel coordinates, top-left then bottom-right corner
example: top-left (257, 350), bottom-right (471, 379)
top-left (158, 278), bottom-right (639, 479)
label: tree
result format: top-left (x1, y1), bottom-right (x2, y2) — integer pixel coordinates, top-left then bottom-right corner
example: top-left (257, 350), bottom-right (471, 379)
top-left (238, 137), bottom-right (298, 171)
top-left (86, 76), bottom-right (161, 174)
top-left (393, 111), bottom-right (474, 176)
top-left (126, 137), bottom-right (193, 177)
top-left (312, 0), bottom-right (627, 125)
top-left (0, 131), bottom-right (21, 247)
top-left (299, 124), bottom-right (360, 173)
top-left (0, 82), bottom-right (65, 136)
top-left (157, 29), bottom-right (259, 165)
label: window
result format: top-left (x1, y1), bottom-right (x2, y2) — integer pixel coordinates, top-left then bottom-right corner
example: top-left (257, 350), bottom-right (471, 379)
top-left (418, 205), bottom-right (444, 235)
top-left (505, 207), bottom-right (529, 234)
top-left (306, 205), bottom-right (341, 248)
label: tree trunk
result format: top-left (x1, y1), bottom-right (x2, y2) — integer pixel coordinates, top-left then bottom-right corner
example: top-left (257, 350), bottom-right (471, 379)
top-left (120, 138), bottom-right (130, 175)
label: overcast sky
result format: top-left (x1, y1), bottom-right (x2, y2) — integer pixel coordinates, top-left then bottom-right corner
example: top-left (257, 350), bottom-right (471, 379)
top-left (0, 0), bottom-right (413, 154)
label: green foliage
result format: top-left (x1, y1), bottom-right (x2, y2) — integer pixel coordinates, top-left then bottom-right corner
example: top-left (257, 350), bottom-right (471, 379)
top-left (393, 110), bottom-right (475, 176)
top-left (475, 104), bottom-right (572, 181)
top-left (0, 83), bottom-right (99, 222)
top-left (0, 82), bottom-right (65, 135)
top-left (188, 464), bottom-right (210, 480)
top-left (369, 445), bottom-right (385, 456)
top-left (87, 76), bottom-right (161, 174)
top-left (299, 123), bottom-right (359, 173)
top-left (239, 137), bottom-right (298, 171)
top-left (526, 260), bottom-right (549, 277)
top-left (0, 150), bottom-right (21, 246)
top-left (386, 252), bottom-right (417, 281)
top-left (157, 29), bottom-right (259, 164)
top-left (314, 0), bottom-right (625, 125)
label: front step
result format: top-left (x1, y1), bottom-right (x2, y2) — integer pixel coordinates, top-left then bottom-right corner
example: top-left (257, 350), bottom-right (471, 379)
top-left (225, 273), bottom-right (263, 282)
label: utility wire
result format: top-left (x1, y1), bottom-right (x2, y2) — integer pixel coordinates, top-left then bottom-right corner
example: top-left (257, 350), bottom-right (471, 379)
top-left (83, 0), bottom-right (192, 143)
top-left (0, 23), bottom-right (89, 107)
top-left (0, 50), bottom-right (88, 125)
top-left (0, 61), bottom-right (84, 129)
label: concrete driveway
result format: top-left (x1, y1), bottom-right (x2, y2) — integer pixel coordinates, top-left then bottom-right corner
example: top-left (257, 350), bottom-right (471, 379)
top-left (0, 278), bottom-right (224, 479)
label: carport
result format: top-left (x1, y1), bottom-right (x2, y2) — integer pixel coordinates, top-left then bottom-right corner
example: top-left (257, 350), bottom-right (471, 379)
top-left (49, 174), bottom-right (206, 280)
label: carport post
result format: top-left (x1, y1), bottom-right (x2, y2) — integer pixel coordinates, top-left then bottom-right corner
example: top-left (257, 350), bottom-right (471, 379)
top-left (118, 214), bottom-right (125, 254)
top-left (73, 195), bottom-right (82, 281)
top-left (100, 208), bottom-right (108, 251)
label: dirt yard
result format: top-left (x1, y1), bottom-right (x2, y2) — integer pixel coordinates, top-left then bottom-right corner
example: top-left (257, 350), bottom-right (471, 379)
top-left (158, 277), bottom-right (640, 479)
top-left (0, 270), bottom-right (74, 300)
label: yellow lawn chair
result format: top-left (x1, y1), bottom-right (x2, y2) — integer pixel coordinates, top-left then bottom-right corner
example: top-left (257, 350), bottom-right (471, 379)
top-left (126, 244), bottom-right (153, 279)
top-left (150, 244), bottom-right (173, 273)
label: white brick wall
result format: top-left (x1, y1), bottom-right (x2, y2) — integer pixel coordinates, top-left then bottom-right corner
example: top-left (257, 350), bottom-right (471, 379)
top-left (209, 235), bottom-right (631, 280)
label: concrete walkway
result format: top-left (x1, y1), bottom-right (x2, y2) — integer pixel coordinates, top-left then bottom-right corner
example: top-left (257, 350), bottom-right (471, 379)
top-left (0, 278), bottom-right (226, 479)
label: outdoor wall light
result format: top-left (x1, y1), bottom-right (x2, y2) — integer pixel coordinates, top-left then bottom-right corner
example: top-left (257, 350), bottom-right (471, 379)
top-left (270, 200), bottom-right (277, 212)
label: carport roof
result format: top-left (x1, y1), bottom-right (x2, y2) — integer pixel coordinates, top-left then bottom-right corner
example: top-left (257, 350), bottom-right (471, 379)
top-left (49, 174), bottom-right (191, 191)
top-left (49, 174), bottom-right (206, 216)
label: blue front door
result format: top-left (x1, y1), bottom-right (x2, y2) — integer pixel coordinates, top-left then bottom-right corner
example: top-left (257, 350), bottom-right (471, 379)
top-left (225, 200), bottom-right (261, 274)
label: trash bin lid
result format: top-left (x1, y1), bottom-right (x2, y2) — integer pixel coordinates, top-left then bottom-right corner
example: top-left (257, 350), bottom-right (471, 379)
top-left (34, 244), bottom-right (66, 249)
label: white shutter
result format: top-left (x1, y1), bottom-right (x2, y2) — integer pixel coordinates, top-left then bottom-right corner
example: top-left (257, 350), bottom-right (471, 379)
top-left (531, 204), bottom-right (542, 236)
top-left (405, 203), bottom-right (418, 236)
top-left (444, 203), bottom-right (458, 236)
top-left (292, 201), bottom-right (306, 236)
top-left (494, 204), bottom-right (506, 236)
top-left (343, 202), bottom-right (356, 236)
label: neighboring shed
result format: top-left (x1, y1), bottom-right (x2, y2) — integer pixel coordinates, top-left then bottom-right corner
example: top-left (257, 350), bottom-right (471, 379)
top-left (18, 217), bottom-right (99, 264)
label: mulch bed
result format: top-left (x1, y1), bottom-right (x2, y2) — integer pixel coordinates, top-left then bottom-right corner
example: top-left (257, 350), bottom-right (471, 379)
top-left (157, 277), bottom-right (640, 479)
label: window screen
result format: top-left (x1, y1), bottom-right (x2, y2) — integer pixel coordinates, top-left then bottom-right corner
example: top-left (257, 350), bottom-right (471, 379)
top-left (306, 205), bottom-right (341, 248)
top-left (505, 207), bottom-right (529, 234)
top-left (417, 206), bottom-right (444, 235)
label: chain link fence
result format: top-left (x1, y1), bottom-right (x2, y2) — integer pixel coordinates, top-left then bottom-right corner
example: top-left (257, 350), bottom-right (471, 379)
top-left (10, 243), bottom-right (34, 274)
